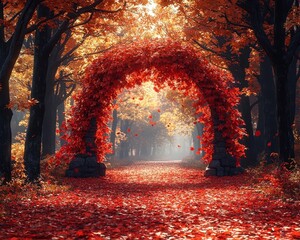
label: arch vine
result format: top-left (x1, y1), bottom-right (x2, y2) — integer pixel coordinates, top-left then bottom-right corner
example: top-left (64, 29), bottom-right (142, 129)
top-left (56, 39), bottom-right (246, 169)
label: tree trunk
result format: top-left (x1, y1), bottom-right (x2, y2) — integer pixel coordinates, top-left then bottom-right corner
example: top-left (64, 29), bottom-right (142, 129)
top-left (109, 108), bottom-right (118, 156)
top-left (57, 101), bottom-right (66, 147)
top-left (24, 5), bottom-right (51, 182)
top-left (140, 143), bottom-right (149, 158)
top-left (196, 123), bottom-right (203, 158)
top-left (273, 62), bottom-right (294, 166)
top-left (255, 94), bottom-right (265, 154)
top-left (288, 56), bottom-right (298, 160)
top-left (192, 123), bottom-right (202, 158)
top-left (0, 1), bottom-right (38, 183)
top-left (41, 91), bottom-right (56, 157)
top-left (0, 3), bottom-right (11, 183)
top-left (229, 47), bottom-right (257, 166)
top-left (258, 55), bottom-right (278, 163)
top-left (239, 94), bottom-right (257, 166)
top-left (0, 108), bottom-right (13, 184)
top-left (272, 0), bottom-right (294, 167)
top-left (119, 120), bottom-right (130, 159)
top-left (41, 42), bottom-right (64, 157)
top-left (0, 35), bottom-right (12, 184)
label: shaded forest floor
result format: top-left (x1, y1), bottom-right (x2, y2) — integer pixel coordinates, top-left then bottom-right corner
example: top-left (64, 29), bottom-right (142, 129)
top-left (1, 161), bottom-right (300, 239)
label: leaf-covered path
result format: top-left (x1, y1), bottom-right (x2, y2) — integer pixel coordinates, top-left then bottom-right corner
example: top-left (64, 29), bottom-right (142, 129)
top-left (1, 161), bottom-right (300, 239)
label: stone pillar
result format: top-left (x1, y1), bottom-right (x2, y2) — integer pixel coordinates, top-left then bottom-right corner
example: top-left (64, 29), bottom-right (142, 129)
top-left (204, 111), bottom-right (244, 177)
top-left (84, 117), bottom-right (97, 156)
top-left (65, 117), bottom-right (106, 177)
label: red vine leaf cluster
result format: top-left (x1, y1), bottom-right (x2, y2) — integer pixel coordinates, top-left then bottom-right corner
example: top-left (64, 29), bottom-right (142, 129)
top-left (56, 39), bottom-right (245, 165)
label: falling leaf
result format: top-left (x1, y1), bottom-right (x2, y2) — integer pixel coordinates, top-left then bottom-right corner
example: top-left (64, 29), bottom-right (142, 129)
top-left (255, 130), bottom-right (261, 137)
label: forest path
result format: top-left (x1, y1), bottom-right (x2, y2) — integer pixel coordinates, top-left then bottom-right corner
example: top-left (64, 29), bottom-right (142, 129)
top-left (1, 161), bottom-right (300, 239)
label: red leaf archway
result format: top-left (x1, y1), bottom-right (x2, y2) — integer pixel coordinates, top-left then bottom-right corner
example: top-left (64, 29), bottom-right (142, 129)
top-left (56, 39), bottom-right (246, 167)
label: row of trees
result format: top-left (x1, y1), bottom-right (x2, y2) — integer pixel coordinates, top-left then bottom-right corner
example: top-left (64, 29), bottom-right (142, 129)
top-left (177, 0), bottom-right (300, 167)
top-left (1, 0), bottom-right (181, 184)
top-left (0, 0), bottom-right (125, 184)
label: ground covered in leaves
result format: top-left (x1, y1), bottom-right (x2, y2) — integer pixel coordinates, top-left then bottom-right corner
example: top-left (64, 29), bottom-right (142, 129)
top-left (1, 161), bottom-right (300, 239)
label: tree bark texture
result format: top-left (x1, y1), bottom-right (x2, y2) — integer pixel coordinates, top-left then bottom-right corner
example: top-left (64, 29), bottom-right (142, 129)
top-left (228, 47), bottom-right (257, 166)
top-left (119, 120), bottom-right (130, 159)
top-left (24, 5), bottom-right (52, 182)
top-left (0, 0), bottom-right (39, 183)
top-left (41, 60), bottom-right (59, 157)
top-left (109, 108), bottom-right (118, 156)
top-left (248, 0), bottom-right (298, 165)
top-left (41, 43), bottom-right (64, 157)
top-left (287, 56), bottom-right (298, 159)
top-left (258, 55), bottom-right (278, 162)
top-left (273, 62), bottom-right (295, 166)
top-left (57, 101), bottom-right (66, 147)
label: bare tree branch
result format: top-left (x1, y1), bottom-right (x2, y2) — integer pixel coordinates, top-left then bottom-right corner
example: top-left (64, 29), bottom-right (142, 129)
top-left (223, 12), bottom-right (250, 30)
top-left (68, 12), bottom-right (94, 30)
top-left (8, 10), bottom-right (22, 23)
top-left (25, 11), bottom-right (64, 34)
top-left (193, 39), bottom-right (231, 61)
top-left (58, 34), bottom-right (87, 65)
top-left (243, 0), bottom-right (276, 61)
top-left (71, 46), bottom-right (113, 62)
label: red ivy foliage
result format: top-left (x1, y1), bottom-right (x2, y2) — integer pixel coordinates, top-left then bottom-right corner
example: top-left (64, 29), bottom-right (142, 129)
top-left (55, 39), bottom-right (245, 165)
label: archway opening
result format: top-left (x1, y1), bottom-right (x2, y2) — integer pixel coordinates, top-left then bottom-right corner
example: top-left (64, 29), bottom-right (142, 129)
top-left (56, 39), bottom-right (246, 177)
top-left (109, 81), bottom-right (204, 163)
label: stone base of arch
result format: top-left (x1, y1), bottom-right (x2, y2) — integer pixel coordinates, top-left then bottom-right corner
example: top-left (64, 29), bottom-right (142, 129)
top-left (65, 118), bottom-right (107, 178)
top-left (65, 154), bottom-right (106, 178)
top-left (204, 145), bottom-right (245, 177)
top-left (64, 117), bottom-right (245, 178)
top-left (204, 159), bottom-right (245, 177)
top-left (204, 121), bottom-right (245, 177)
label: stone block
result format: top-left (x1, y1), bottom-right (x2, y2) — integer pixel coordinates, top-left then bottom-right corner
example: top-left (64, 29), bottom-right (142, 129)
top-left (86, 157), bottom-right (98, 167)
top-left (220, 157), bottom-right (236, 167)
top-left (95, 163), bottom-right (106, 177)
top-left (216, 167), bottom-right (225, 177)
top-left (65, 168), bottom-right (81, 178)
top-left (237, 166), bottom-right (245, 174)
top-left (204, 167), bottom-right (217, 177)
top-left (224, 167), bottom-right (231, 176)
top-left (209, 160), bottom-right (221, 168)
top-left (66, 158), bottom-right (106, 178)
top-left (69, 158), bottom-right (85, 169)
top-left (229, 166), bottom-right (245, 176)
